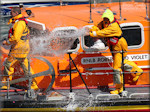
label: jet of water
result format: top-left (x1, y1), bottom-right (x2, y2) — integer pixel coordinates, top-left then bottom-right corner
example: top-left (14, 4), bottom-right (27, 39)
top-left (30, 27), bottom-right (88, 57)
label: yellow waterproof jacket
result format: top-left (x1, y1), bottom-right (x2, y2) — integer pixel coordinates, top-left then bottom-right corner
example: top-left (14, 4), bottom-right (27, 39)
top-left (90, 22), bottom-right (122, 38)
top-left (7, 14), bottom-right (30, 58)
top-left (90, 21), bottom-right (128, 57)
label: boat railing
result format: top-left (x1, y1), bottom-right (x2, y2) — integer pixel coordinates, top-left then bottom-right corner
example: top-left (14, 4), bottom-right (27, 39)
top-left (129, 93), bottom-right (150, 98)
top-left (96, 94), bottom-right (120, 100)
top-left (0, 50), bottom-right (149, 77)
top-left (0, 49), bottom-right (149, 100)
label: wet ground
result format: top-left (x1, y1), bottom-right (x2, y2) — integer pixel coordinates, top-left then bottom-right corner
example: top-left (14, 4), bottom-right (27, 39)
top-left (0, 85), bottom-right (149, 109)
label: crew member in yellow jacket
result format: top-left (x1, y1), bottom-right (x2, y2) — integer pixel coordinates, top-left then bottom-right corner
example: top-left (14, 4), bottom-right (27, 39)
top-left (1, 7), bottom-right (38, 90)
top-left (86, 9), bottom-right (143, 94)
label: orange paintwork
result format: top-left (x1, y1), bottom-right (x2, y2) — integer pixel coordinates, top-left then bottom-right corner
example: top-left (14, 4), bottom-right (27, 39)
top-left (0, 1), bottom-right (149, 90)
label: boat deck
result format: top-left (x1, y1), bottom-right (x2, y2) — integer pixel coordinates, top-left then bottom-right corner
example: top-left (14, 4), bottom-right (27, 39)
top-left (0, 85), bottom-right (149, 111)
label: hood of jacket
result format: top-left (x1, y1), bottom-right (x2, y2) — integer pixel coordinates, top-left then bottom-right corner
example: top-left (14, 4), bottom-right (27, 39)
top-left (102, 9), bottom-right (114, 23)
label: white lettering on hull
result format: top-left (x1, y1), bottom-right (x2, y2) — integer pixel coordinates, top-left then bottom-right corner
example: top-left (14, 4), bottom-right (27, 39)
top-left (81, 54), bottom-right (149, 65)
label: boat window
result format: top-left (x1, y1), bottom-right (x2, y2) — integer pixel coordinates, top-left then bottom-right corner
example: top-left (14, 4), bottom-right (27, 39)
top-left (120, 22), bottom-right (144, 49)
top-left (70, 38), bottom-right (80, 49)
top-left (49, 26), bottom-right (80, 53)
top-left (84, 35), bottom-right (95, 47)
top-left (67, 37), bottom-right (80, 53)
top-left (84, 36), bottom-right (106, 48)
top-left (81, 25), bottom-right (107, 52)
top-left (82, 35), bottom-right (107, 52)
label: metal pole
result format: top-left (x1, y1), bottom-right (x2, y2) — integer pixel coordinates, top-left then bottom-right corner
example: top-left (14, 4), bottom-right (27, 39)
top-left (28, 58), bottom-right (32, 91)
top-left (89, 0), bottom-right (93, 23)
top-left (145, 0), bottom-right (150, 20)
top-left (6, 78), bottom-right (10, 99)
top-left (69, 53), bottom-right (72, 93)
top-left (121, 50), bottom-right (128, 97)
top-left (70, 54), bottom-right (92, 95)
top-left (26, 57), bottom-right (36, 99)
top-left (121, 50), bottom-right (125, 91)
top-left (119, 0), bottom-right (122, 20)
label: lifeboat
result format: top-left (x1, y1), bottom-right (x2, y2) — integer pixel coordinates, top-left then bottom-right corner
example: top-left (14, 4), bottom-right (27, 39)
top-left (0, 0), bottom-right (149, 112)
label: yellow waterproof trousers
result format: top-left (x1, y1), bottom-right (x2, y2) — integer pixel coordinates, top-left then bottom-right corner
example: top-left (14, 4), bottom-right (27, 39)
top-left (111, 53), bottom-right (143, 94)
top-left (113, 53), bottom-right (143, 83)
top-left (111, 37), bottom-right (143, 94)
top-left (3, 55), bottom-right (30, 78)
top-left (112, 37), bottom-right (128, 84)
top-left (1, 55), bottom-right (38, 90)
top-left (124, 59), bottom-right (143, 82)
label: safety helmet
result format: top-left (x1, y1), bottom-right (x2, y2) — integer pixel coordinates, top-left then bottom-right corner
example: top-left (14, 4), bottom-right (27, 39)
top-left (102, 9), bottom-right (114, 23)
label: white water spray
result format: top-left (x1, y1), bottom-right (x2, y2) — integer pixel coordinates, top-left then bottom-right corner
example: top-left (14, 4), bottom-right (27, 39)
top-left (30, 26), bottom-right (87, 57)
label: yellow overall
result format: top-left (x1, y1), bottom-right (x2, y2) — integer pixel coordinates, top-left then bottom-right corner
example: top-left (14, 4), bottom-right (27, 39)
top-left (1, 14), bottom-right (38, 90)
top-left (89, 9), bottom-right (143, 94)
